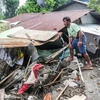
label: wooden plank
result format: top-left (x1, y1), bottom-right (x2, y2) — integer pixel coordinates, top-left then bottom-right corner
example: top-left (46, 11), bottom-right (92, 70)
top-left (44, 67), bottom-right (68, 87)
top-left (0, 67), bottom-right (20, 85)
top-left (46, 45), bottom-right (68, 63)
top-left (55, 79), bottom-right (72, 100)
top-left (76, 60), bottom-right (84, 83)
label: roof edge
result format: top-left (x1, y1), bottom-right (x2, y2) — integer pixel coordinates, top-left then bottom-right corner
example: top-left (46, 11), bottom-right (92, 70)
top-left (54, 0), bottom-right (88, 11)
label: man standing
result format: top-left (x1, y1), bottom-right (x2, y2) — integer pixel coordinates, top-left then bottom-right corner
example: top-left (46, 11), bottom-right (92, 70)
top-left (63, 16), bottom-right (93, 69)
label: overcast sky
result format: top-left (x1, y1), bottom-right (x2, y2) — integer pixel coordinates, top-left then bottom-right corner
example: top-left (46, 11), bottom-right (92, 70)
top-left (19, 0), bottom-right (27, 6)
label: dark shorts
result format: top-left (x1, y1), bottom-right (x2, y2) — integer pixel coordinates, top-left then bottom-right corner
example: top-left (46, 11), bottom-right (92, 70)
top-left (72, 35), bottom-right (87, 54)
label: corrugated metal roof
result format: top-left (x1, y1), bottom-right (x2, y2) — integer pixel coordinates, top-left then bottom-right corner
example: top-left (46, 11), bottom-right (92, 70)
top-left (0, 27), bottom-right (30, 48)
top-left (0, 26), bottom-right (24, 38)
top-left (8, 29), bottom-right (58, 42)
top-left (0, 27), bottom-right (60, 48)
top-left (8, 13), bottom-right (40, 23)
top-left (80, 24), bottom-right (100, 36)
top-left (8, 10), bottom-right (91, 31)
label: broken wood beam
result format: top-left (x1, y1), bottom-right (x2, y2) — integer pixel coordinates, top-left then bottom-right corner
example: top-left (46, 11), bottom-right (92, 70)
top-left (55, 79), bottom-right (72, 100)
top-left (24, 55), bottom-right (32, 78)
top-left (46, 45), bottom-right (68, 63)
top-left (76, 60), bottom-right (84, 83)
top-left (5, 72), bottom-right (24, 89)
top-left (44, 67), bottom-right (68, 87)
top-left (0, 67), bottom-right (20, 85)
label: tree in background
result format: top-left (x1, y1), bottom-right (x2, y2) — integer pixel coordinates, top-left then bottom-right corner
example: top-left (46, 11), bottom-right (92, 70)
top-left (88, 0), bottom-right (100, 12)
top-left (0, 13), bottom-right (4, 20)
top-left (54, 0), bottom-right (69, 9)
top-left (0, 0), bottom-right (4, 19)
top-left (17, 0), bottom-right (55, 14)
top-left (17, 0), bottom-right (69, 15)
top-left (4, 0), bottom-right (19, 19)
top-left (17, 5), bottom-right (27, 14)
top-left (0, 7), bottom-right (4, 20)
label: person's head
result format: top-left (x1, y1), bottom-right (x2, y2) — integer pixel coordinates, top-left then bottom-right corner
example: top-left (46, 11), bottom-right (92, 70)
top-left (63, 17), bottom-right (71, 27)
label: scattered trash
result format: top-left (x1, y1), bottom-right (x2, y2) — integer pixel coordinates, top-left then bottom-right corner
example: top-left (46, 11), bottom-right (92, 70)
top-left (18, 64), bottom-right (44, 94)
top-left (69, 70), bottom-right (78, 80)
top-left (28, 96), bottom-right (34, 100)
top-left (28, 95), bottom-right (38, 100)
top-left (69, 81), bottom-right (78, 88)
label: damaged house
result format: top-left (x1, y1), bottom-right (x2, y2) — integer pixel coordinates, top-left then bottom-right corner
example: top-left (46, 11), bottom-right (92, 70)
top-left (8, 9), bottom-right (100, 56)
top-left (53, 0), bottom-right (100, 56)
top-left (0, 8), bottom-right (100, 100)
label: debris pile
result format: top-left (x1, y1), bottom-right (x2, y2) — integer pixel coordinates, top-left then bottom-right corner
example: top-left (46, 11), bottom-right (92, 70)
top-left (0, 43), bottom-right (90, 100)
top-left (0, 27), bottom-right (100, 100)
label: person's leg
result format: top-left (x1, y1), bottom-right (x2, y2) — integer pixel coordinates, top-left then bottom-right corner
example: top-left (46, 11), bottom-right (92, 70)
top-left (66, 47), bottom-right (74, 62)
top-left (69, 47), bottom-right (74, 61)
top-left (66, 38), bottom-right (78, 62)
top-left (83, 53), bottom-right (92, 69)
top-left (78, 35), bottom-right (92, 69)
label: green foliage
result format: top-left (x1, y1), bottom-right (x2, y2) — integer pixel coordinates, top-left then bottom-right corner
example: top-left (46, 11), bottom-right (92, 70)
top-left (17, 5), bottom-right (27, 14)
top-left (17, 0), bottom-right (56, 14)
top-left (88, 0), bottom-right (100, 13)
top-left (54, 0), bottom-right (69, 9)
top-left (0, 1), bottom-right (4, 20)
top-left (17, 0), bottom-right (69, 15)
top-left (4, 0), bottom-right (19, 19)
top-left (0, 13), bottom-right (4, 20)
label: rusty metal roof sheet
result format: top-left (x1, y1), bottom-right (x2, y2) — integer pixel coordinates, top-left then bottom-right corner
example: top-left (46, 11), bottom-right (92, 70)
top-left (8, 13), bottom-right (40, 23)
top-left (0, 27), bottom-right (60, 48)
top-left (0, 27), bottom-right (30, 48)
top-left (8, 10), bottom-right (91, 31)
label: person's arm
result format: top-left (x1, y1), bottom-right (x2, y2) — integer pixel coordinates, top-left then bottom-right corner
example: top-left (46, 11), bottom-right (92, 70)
top-left (78, 30), bottom-right (83, 42)
top-left (78, 30), bottom-right (83, 46)
top-left (72, 24), bottom-right (83, 46)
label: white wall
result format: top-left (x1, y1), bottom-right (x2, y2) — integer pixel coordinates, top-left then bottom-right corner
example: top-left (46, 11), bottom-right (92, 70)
top-left (81, 13), bottom-right (98, 24)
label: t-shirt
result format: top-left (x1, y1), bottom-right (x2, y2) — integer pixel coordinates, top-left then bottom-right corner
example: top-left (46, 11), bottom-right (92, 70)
top-left (67, 23), bottom-right (80, 37)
